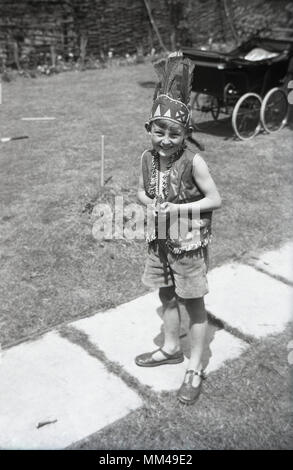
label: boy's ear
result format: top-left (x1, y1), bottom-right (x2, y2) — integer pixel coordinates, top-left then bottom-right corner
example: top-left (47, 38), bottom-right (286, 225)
top-left (187, 125), bottom-right (194, 136)
top-left (145, 121), bottom-right (151, 133)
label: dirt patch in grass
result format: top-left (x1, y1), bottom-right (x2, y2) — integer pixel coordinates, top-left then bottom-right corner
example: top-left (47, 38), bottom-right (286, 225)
top-left (0, 65), bottom-right (293, 346)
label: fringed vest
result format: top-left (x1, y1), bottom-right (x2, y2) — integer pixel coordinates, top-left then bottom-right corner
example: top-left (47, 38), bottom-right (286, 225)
top-left (141, 147), bottom-right (212, 254)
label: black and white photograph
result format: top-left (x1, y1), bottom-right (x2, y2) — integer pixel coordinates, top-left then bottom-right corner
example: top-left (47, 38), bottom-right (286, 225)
top-left (0, 0), bottom-right (292, 454)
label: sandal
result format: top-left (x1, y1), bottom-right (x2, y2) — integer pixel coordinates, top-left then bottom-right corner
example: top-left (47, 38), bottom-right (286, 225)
top-left (135, 347), bottom-right (184, 367)
top-left (177, 369), bottom-right (206, 405)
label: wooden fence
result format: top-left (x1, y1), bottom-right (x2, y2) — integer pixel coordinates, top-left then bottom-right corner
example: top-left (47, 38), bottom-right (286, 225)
top-left (0, 0), bottom-right (292, 69)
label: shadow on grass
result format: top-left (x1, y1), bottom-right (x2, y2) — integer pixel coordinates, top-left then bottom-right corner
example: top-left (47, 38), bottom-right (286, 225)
top-left (138, 80), bottom-right (156, 88)
top-left (192, 116), bottom-right (235, 140)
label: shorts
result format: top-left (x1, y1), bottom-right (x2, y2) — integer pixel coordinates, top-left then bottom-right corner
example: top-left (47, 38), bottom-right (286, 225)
top-left (142, 240), bottom-right (209, 299)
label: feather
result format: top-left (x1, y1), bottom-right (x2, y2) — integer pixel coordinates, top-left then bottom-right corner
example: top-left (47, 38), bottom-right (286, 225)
top-left (153, 82), bottom-right (161, 101)
top-left (153, 59), bottom-right (167, 86)
top-left (180, 58), bottom-right (195, 105)
top-left (166, 72), bottom-right (181, 100)
top-left (161, 55), bottom-right (182, 95)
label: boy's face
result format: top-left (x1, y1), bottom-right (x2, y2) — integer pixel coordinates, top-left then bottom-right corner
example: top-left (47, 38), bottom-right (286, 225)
top-left (149, 120), bottom-right (187, 158)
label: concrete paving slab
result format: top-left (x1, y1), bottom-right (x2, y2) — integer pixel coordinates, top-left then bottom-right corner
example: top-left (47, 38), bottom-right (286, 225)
top-left (72, 292), bottom-right (248, 391)
top-left (254, 242), bottom-right (293, 284)
top-left (206, 263), bottom-right (293, 338)
top-left (0, 332), bottom-right (142, 450)
top-left (204, 329), bottom-right (249, 374)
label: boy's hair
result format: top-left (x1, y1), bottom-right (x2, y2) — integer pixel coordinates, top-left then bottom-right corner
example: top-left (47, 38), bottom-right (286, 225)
top-left (146, 118), bottom-right (192, 136)
top-left (150, 119), bottom-right (186, 132)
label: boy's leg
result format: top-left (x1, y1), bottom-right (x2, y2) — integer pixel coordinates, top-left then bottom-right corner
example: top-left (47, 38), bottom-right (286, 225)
top-left (135, 286), bottom-right (183, 366)
top-left (177, 296), bottom-right (207, 403)
top-left (182, 297), bottom-right (207, 382)
top-left (151, 286), bottom-right (181, 360)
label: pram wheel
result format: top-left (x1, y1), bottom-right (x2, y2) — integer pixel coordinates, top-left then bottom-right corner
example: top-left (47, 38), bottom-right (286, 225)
top-left (232, 93), bottom-right (262, 140)
top-left (260, 87), bottom-right (288, 133)
top-left (191, 93), bottom-right (221, 131)
top-left (210, 96), bottom-right (221, 120)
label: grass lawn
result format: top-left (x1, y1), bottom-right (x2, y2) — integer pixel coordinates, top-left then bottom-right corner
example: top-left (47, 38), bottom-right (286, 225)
top-left (1, 62), bottom-right (292, 346)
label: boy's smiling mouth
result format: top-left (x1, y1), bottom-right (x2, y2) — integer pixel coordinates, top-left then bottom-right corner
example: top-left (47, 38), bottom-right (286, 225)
top-left (157, 144), bottom-right (180, 157)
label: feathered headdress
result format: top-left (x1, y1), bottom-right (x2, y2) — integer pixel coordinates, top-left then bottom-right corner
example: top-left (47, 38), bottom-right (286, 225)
top-left (149, 52), bottom-right (195, 127)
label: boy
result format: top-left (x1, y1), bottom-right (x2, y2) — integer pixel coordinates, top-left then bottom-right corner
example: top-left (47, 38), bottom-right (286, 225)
top-left (135, 54), bottom-right (221, 405)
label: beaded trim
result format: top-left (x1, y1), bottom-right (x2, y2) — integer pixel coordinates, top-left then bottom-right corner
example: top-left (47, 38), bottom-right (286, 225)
top-left (147, 145), bottom-right (186, 202)
top-left (166, 233), bottom-right (212, 254)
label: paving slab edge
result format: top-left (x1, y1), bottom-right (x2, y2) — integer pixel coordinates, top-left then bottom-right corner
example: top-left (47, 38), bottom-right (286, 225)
top-left (3, 257), bottom-right (292, 352)
top-left (247, 260), bottom-right (293, 287)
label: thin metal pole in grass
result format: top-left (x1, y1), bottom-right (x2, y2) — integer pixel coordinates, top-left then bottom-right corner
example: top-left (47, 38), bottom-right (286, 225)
top-left (100, 134), bottom-right (105, 187)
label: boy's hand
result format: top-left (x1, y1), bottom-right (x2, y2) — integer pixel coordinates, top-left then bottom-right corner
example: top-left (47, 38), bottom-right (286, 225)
top-left (157, 202), bottom-right (178, 215)
top-left (146, 202), bottom-right (158, 217)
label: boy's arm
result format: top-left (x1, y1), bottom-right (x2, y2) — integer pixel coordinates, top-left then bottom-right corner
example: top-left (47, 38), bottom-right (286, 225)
top-left (137, 157), bottom-right (154, 206)
top-left (159, 154), bottom-right (221, 214)
top-left (189, 154), bottom-right (222, 212)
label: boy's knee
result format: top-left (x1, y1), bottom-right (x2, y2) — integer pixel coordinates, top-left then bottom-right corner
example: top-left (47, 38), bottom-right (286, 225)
top-left (176, 296), bottom-right (186, 305)
top-left (159, 286), bottom-right (177, 309)
top-left (184, 296), bottom-right (205, 306)
top-left (184, 296), bottom-right (206, 323)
